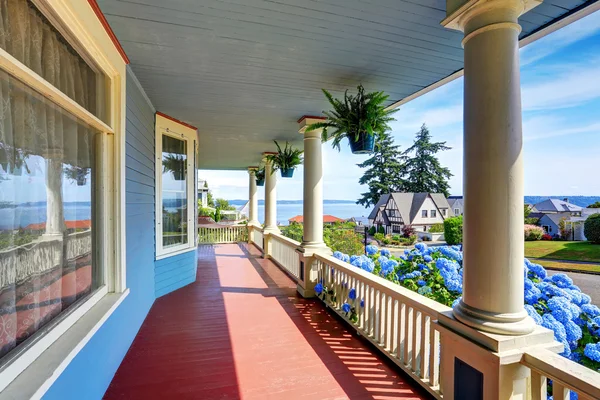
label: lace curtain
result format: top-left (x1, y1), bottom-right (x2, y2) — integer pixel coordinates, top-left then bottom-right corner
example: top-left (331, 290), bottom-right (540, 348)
top-left (0, 0), bottom-right (100, 361)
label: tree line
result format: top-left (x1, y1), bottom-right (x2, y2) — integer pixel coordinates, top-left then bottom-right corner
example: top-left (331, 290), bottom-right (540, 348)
top-left (357, 124), bottom-right (452, 207)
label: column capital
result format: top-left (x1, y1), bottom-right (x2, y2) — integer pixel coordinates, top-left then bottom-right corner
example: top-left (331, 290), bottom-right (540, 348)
top-left (298, 115), bottom-right (326, 138)
top-left (441, 0), bottom-right (541, 32)
top-left (248, 166), bottom-right (258, 175)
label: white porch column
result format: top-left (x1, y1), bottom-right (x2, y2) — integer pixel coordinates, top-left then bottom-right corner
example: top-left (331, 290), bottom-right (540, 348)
top-left (442, 0), bottom-right (540, 335)
top-left (44, 158), bottom-right (65, 237)
top-left (262, 154), bottom-right (279, 234)
top-left (247, 167), bottom-right (259, 226)
top-left (296, 117), bottom-right (330, 298)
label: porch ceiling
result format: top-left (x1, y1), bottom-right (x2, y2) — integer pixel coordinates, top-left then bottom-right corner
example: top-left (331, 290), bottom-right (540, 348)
top-left (98, 0), bottom-right (593, 170)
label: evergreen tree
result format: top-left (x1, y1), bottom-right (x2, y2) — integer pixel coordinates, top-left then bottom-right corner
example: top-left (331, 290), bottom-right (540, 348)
top-left (402, 124), bottom-right (452, 197)
top-left (356, 132), bottom-right (406, 207)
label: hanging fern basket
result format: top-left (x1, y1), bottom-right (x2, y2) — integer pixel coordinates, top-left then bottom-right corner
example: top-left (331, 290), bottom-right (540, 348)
top-left (172, 170), bottom-right (185, 181)
top-left (256, 177), bottom-right (265, 186)
top-left (348, 132), bottom-right (375, 154)
top-left (280, 168), bottom-right (295, 178)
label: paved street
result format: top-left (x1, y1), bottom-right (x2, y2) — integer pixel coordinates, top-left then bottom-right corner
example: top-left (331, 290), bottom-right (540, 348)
top-left (547, 269), bottom-right (600, 306)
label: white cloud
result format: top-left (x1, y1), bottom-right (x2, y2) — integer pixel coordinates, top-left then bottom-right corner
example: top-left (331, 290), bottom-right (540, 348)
top-left (520, 10), bottom-right (600, 65)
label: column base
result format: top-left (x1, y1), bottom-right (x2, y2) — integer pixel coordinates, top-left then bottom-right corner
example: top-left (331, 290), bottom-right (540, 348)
top-left (262, 226), bottom-right (280, 235)
top-left (297, 241), bottom-right (331, 256)
top-left (453, 301), bottom-right (536, 336)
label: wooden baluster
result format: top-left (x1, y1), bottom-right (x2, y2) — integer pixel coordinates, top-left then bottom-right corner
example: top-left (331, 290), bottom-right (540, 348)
top-left (552, 382), bottom-right (570, 400)
top-left (374, 290), bottom-right (380, 341)
top-left (391, 299), bottom-right (398, 355)
top-left (404, 306), bottom-right (413, 366)
top-left (398, 302), bottom-right (405, 362)
top-left (531, 371), bottom-right (547, 400)
top-left (420, 314), bottom-right (429, 380)
top-left (429, 328), bottom-right (440, 387)
top-left (412, 310), bottom-right (421, 373)
top-left (369, 286), bottom-right (375, 337)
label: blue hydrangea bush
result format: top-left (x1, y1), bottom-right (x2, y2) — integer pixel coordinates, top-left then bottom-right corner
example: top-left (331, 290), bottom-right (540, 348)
top-left (331, 244), bottom-right (600, 373)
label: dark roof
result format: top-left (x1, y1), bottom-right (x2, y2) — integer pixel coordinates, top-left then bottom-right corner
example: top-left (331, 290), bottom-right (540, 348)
top-left (540, 212), bottom-right (571, 225)
top-left (368, 194), bottom-right (390, 220)
top-left (534, 199), bottom-right (583, 213)
top-left (390, 193), bottom-right (453, 223)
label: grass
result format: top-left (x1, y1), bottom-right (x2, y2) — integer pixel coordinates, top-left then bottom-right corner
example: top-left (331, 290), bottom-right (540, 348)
top-left (524, 241), bottom-right (600, 263)
top-left (534, 259), bottom-right (600, 274)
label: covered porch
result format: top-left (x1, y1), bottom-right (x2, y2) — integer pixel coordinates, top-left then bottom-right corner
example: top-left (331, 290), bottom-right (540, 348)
top-left (105, 243), bottom-right (427, 399)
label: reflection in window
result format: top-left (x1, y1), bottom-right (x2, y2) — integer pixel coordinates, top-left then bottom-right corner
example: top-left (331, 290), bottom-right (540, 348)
top-left (0, 71), bottom-right (101, 361)
top-left (162, 135), bottom-right (188, 248)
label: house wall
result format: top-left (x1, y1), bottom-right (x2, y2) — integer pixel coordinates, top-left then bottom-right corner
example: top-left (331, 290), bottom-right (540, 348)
top-left (44, 68), bottom-right (157, 400)
top-left (539, 215), bottom-right (559, 236)
top-left (155, 250), bottom-right (197, 297)
top-left (412, 197), bottom-right (445, 229)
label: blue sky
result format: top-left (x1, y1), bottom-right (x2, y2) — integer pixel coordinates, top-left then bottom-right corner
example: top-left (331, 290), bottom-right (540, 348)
top-left (203, 10), bottom-right (600, 201)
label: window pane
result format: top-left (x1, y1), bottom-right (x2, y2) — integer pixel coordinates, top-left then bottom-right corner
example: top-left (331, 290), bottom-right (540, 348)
top-left (0, 70), bottom-right (101, 361)
top-left (0, 0), bottom-right (107, 123)
top-left (162, 135), bottom-right (187, 248)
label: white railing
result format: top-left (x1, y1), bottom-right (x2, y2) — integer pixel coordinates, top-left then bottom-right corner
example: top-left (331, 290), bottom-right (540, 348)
top-left (314, 253), bottom-right (450, 399)
top-left (251, 226), bottom-right (264, 251)
top-left (521, 347), bottom-right (600, 400)
top-left (197, 225), bottom-right (248, 244)
top-left (269, 233), bottom-right (301, 281)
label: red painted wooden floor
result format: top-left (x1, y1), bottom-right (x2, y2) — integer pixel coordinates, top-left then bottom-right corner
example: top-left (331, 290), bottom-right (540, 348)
top-left (104, 244), bottom-right (429, 400)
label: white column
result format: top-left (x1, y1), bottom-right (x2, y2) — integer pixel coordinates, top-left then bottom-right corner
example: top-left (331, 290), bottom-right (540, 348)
top-left (300, 127), bottom-right (327, 251)
top-left (44, 158), bottom-right (65, 237)
top-left (263, 156), bottom-right (279, 234)
top-left (442, 0), bottom-right (540, 335)
top-left (248, 168), bottom-right (259, 225)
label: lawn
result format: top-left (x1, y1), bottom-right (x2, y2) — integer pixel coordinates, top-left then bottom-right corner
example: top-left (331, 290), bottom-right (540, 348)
top-left (524, 241), bottom-right (600, 263)
top-left (533, 259), bottom-right (600, 274)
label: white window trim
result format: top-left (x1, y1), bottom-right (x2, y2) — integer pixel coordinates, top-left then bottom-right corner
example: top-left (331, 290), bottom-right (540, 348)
top-left (0, 0), bottom-right (127, 393)
top-left (155, 118), bottom-right (198, 259)
top-left (455, 208), bottom-right (460, 215)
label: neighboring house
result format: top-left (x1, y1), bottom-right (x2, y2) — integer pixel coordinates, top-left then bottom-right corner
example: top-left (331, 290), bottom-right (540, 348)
top-left (288, 215), bottom-right (345, 225)
top-left (538, 212), bottom-right (570, 237)
top-left (367, 194), bottom-right (390, 227)
top-left (198, 179), bottom-right (210, 207)
top-left (370, 193), bottom-right (453, 234)
top-left (447, 196), bottom-right (464, 216)
top-left (533, 198), bottom-right (582, 216)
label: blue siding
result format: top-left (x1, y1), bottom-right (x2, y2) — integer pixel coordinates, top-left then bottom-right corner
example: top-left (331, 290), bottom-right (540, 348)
top-left (43, 69), bottom-right (156, 400)
top-left (155, 249), bottom-right (197, 298)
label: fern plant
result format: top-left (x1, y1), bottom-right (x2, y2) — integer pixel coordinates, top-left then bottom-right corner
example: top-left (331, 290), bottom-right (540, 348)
top-left (255, 167), bottom-right (266, 186)
top-left (265, 141), bottom-right (303, 177)
top-left (306, 84), bottom-right (397, 154)
top-left (162, 154), bottom-right (186, 180)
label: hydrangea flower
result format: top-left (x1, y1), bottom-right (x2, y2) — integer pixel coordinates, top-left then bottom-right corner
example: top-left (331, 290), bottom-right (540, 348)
top-left (583, 343), bottom-right (600, 363)
top-left (333, 251), bottom-right (344, 260)
top-left (417, 280), bottom-right (427, 287)
top-left (351, 255), bottom-right (375, 273)
top-left (424, 255), bottom-right (433, 263)
top-left (437, 246), bottom-right (463, 263)
top-left (314, 283), bottom-right (323, 295)
top-left (526, 260), bottom-right (547, 280)
top-left (342, 303), bottom-right (351, 313)
top-left (398, 271), bottom-right (422, 281)
top-left (366, 244), bottom-right (379, 255)
top-left (582, 304), bottom-right (600, 318)
top-left (415, 243), bottom-right (428, 253)
top-left (360, 299), bottom-right (365, 308)
top-left (525, 304), bottom-right (543, 325)
top-left (380, 249), bottom-right (391, 257)
top-left (348, 288), bottom-right (357, 300)
top-left (551, 274), bottom-right (574, 289)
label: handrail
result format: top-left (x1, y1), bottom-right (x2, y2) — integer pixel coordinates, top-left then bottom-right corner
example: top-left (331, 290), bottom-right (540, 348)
top-left (314, 252), bottom-right (449, 399)
top-left (314, 253), bottom-right (451, 315)
top-left (267, 232), bottom-right (301, 280)
top-left (521, 347), bottom-right (600, 400)
top-left (197, 224), bottom-right (248, 244)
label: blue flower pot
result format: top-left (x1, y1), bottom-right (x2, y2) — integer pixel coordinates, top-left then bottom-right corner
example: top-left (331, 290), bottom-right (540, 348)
top-left (348, 132), bottom-right (375, 154)
top-left (256, 178), bottom-right (265, 186)
top-left (280, 168), bottom-right (294, 178)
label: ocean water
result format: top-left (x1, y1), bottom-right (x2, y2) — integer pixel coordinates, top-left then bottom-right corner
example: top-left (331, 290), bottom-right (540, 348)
top-left (2, 196), bottom-right (599, 230)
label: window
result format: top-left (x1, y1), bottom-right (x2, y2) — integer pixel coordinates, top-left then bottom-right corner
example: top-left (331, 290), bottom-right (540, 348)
top-left (156, 116), bottom-right (197, 258)
top-left (392, 224), bottom-right (402, 233)
top-left (455, 208), bottom-right (460, 215)
top-left (0, 0), bottom-right (119, 372)
top-left (431, 210), bottom-right (437, 218)
top-left (422, 210), bottom-right (428, 218)
top-left (442, 209), bottom-right (447, 216)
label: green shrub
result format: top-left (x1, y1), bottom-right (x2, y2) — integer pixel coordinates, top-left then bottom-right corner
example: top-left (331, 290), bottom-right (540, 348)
top-left (400, 235), bottom-right (417, 245)
top-left (392, 234), bottom-right (401, 241)
top-left (325, 229), bottom-right (364, 255)
top-left (429, 223), bottom-right (444, 233)
top-left (373, 232), bottom-right (384, 242)
top-left (524, 217), bottom-right (540, 225)
top-left (444, 216), bottom-right (463, 245)
top-left (382, 237), bottom-right (391, 245)
top-left (584, 213), bottom-right (600, 244)
top-left (378, 225), bottom-right (385, 234)
top-left (281, 222), bottom-right (303, 242)
top-left (368, 226), bottom-right (376, 235)
top-left (524, 224), bottom-right (544, 241)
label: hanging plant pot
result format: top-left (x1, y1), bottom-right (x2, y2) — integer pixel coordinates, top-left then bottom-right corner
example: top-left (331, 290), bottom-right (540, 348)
top-left (76, 169), bottom-right (87, 186)
top-left (348, 132), bottom-right (375, 154)
top-left (172, 170), bottom-right (185, 181)
top-left (280, 168), bottom-right (294, 178)
top-left (256, 178), bottom-right (265, 187)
